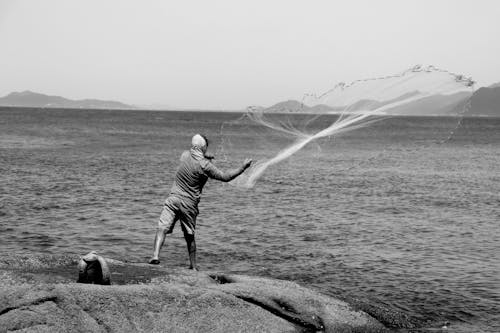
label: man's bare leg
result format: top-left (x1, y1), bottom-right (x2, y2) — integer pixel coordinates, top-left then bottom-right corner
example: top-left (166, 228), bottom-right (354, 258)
top-left (184, 233), bottom-right (198, 270)
top-left (150, 228), bottom-right (167, 264)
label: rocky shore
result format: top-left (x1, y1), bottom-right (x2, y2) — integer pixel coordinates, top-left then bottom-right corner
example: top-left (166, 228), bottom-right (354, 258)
top-left (0, 254), bottom-right (414, 332)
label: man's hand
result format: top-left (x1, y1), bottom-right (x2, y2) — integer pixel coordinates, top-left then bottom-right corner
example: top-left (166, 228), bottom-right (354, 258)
top-left (242, 158), bottom-right (253, 170)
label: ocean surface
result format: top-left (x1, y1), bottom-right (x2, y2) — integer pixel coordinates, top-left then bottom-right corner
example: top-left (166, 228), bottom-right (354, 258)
top-left (1, 107), bottom-right (499, 332)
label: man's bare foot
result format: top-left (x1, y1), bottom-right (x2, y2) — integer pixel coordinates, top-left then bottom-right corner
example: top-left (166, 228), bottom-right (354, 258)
top-left (189, 266), bottom-right (199, 271)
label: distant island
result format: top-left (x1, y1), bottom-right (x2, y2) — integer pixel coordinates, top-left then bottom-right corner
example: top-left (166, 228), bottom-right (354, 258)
top-left (468, 85), bottom-right (500, 116)
top-left (0, 91), bottom-right (135, 109)
top-left (263, 84), bottom-right (500, 117)
top-left (1, 84), bottom-right (499, 116)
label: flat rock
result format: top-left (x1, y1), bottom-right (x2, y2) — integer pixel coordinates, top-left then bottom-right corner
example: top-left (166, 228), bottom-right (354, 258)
top-left (0, 254), bottom-right (389, 333)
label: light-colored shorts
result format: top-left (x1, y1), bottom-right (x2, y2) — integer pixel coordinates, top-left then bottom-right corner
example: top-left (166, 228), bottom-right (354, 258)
top-left (158, 195), bottom-right (198, 235)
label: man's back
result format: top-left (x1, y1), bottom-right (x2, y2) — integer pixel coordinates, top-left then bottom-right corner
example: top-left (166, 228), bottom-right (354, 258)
top-left (169, 151), bottom-right (208, 205)
top-left (170, 150), bottom-right (251, 205)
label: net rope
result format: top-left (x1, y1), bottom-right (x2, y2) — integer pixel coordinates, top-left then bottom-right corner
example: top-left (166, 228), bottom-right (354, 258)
top-left (216, 65), bottom-right (474, 188)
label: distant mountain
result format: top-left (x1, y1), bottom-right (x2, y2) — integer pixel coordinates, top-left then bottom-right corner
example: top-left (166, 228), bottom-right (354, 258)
top-left (263, 87), bottom-right (500, 117)
top-left (342, 91), bottom-right (422, 112)
top-left (0, 91), bottom-right (135, 109)
top-left (263, 100), bottom-right (341, 113)
top-left (469, 86), bottom-right (500, 116)
top-left (489, 82), bottom-right (500, 89)
top-left (264, 100), bottom-right (309, 113)
top-left (384, 91), bottom-right (472, 115)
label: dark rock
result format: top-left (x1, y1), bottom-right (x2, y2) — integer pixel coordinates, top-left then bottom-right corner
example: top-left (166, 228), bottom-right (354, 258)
top-left (77, 251), bottom-right (111, 285)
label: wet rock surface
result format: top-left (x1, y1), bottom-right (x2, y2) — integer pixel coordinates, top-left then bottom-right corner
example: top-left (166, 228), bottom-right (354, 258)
top-left (0, 254), bottom-right (400, 332)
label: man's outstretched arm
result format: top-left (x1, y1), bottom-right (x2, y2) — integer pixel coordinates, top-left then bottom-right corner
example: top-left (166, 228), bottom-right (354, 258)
top-left (202, 158), bottom-right (252, 182)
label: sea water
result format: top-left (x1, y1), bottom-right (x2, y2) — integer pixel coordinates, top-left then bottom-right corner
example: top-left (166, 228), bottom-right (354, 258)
top-left (0, 107), bottom-right (498, 332)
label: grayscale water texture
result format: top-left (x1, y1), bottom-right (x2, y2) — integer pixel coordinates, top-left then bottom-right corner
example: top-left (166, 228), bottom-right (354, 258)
top-left (1, 108), bottom-right (499, 332)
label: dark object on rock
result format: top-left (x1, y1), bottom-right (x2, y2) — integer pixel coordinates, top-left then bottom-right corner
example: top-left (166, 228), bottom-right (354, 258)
top-left (76, 251), bottom-right (111, 285)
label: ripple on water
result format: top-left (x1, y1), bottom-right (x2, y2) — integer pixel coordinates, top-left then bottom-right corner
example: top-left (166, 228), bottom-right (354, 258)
top-left (1, 109), bottom-right (499, 332)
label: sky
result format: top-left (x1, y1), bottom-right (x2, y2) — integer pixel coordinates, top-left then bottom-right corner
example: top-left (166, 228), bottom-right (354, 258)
top-left (0, 0), bottom-right (499, 109)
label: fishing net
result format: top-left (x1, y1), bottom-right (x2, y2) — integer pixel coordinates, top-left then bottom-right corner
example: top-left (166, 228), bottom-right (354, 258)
top-left (216, 65), bottom-right (474, 188)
